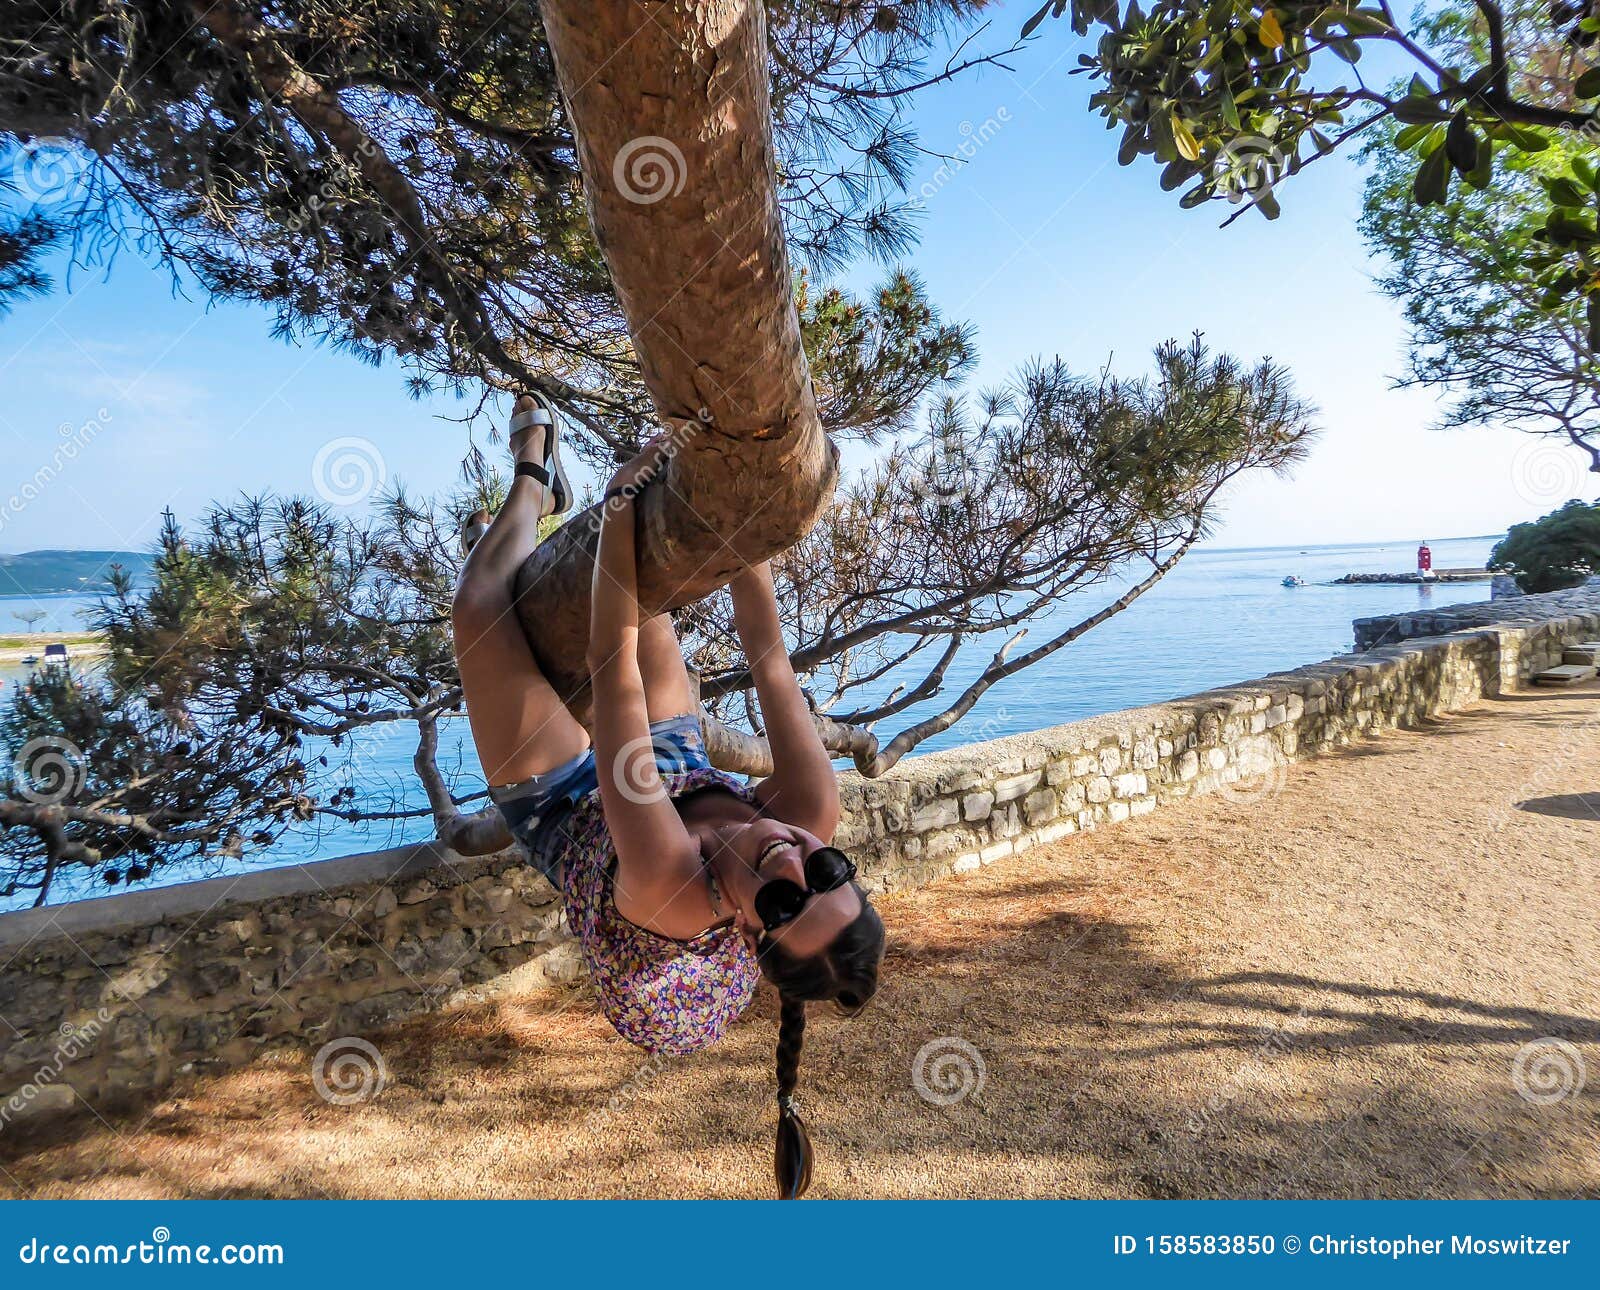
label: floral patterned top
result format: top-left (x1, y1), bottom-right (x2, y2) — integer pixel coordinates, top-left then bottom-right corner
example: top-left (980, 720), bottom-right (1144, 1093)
top-left (555, 766), bottom-right (760, 1055)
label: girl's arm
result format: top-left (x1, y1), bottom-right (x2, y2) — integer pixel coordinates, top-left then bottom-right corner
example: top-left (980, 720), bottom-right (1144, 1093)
top-left (733, 561), bottom-right (840, 839)
top-left (588, 445), bottom-right (700, 918)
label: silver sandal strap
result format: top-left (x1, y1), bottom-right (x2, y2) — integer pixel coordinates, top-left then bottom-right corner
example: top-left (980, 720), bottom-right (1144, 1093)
top-left (510, 407), bottom-right (554, 433)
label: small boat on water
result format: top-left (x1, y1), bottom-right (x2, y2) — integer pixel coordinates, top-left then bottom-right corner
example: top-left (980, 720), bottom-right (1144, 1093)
top-left (20, 654), bottom-right (38, 666)
top-left (1282, 575), bottom-right (1305, 587)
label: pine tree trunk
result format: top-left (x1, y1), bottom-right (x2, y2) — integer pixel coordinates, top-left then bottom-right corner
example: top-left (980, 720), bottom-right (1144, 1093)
top-left (517, 0), bottom-right (835, 713)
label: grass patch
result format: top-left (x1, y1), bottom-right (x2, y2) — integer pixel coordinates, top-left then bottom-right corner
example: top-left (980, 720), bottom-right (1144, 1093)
top-left (0, 632), bottom-right (102, 648)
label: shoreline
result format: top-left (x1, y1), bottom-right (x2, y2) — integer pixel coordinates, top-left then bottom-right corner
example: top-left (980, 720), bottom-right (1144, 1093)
top-left (0, 632), bottom-right (105, 666)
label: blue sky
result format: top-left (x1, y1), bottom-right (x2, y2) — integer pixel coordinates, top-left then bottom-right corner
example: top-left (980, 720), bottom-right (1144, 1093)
top-left (0, 2), bottom-right (1581, 556)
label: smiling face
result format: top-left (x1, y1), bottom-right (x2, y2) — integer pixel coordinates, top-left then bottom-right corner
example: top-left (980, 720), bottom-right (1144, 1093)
top-left (688, 811), bottom-right (863, 959)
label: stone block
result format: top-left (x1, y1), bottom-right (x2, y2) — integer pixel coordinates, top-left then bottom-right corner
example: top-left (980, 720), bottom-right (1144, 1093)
top-left (911, 797), bottom-right (960, 832)
top-left (923, 829), bottom-right (970, 861)
top-left (832, 814), bottom-right (870, 849)
top-left (1112, 772), bottom-right (1147, 798)
top-left (398, 879), bottom-right (438, 906)
top-left (993, 770), bottom-right (1043, 802)
top-left (1023, 789), bottom-right (1058, 826)
top-left (979, 841), bottom-right (1013, 865)
top-left (480, 886), bottom-right (516, 916)
top-left (962, 790), bottom-right (995, 822)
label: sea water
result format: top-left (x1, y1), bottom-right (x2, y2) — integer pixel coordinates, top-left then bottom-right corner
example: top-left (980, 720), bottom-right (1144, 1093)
top-left (0, 534), bottom-right (1498, 908)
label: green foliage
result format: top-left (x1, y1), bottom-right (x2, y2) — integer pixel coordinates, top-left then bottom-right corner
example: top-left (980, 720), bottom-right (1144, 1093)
top-left (691, 334), bottom-right (1317, 733)
top-left (0, 211), bottom-right (59, 316)
top-left (1, 0), bottom-right (1004, 451)
top-left (0, 653), bottom-right (304, 905)
top-left (1360, 118), bottom-right (1600, 458)
top-left (1, 495), bottom-right (480, 904)
top-left (1026, 0), bottom-right (1600, 334)
top-left (1490, 499), bottom-right (1600, 592)
top-left (798, 268), bottom-right (975, 443)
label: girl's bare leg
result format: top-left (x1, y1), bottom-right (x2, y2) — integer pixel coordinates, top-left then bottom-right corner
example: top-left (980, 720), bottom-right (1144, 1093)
top-left (452, 402), bottom-right (589, 786)
top-left (636, 613), bottom-right (698, 722)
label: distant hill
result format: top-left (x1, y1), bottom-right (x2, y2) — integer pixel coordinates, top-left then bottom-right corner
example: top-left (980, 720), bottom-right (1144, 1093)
top-left (0, 549), bottom-right (153, 596)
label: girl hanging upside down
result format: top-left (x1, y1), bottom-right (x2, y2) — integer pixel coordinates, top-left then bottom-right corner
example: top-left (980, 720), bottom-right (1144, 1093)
top-left (451, 395), bottom-right (885, 1199)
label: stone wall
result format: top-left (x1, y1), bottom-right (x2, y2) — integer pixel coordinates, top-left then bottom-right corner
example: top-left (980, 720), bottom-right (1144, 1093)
top-left (1353, 583), bottom-right (1600, 651)
top-left (5, 595), bottom-right (1600, 1122)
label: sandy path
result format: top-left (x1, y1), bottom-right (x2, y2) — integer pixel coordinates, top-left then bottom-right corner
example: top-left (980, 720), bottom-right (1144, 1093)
top-left (3, 686), bottom-right (1597, 1199)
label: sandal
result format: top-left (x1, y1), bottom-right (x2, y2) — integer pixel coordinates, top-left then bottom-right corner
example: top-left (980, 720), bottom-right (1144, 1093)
top-left (460, 507), bottom-right (492, 558)
top-left (509, 396), bottom-right (572, 518)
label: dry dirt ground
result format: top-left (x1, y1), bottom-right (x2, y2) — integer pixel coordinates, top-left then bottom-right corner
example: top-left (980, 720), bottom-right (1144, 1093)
top-left (3, 686), bottom-right (1597, 1199)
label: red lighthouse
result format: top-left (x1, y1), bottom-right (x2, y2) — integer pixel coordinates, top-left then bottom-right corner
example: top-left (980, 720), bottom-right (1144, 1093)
top-left (1417, 542), bottom-right (1433, 578)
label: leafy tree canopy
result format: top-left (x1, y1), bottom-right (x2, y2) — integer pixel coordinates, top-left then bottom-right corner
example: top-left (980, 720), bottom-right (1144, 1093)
top-left (1026, 0), bottom-right (1600, 337)
top-left (1362, 112), bottom-right (1600, 470)
top-left (1490, 498), bottom-right (1600, 591)
top-left (0, 0), bottom-right (1007, 458)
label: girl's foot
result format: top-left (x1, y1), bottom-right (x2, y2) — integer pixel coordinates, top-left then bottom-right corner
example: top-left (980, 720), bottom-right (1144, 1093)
top-left (509, 394), bottom-right (572, 519)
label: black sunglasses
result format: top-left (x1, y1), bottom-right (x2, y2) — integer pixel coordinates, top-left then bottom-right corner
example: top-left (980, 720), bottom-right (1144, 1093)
top-left (753, 846), bottom-right (857, 933)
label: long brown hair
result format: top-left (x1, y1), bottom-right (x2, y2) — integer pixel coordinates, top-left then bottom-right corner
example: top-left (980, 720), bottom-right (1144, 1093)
top-left (758, 894), bottom-right (885, 1198)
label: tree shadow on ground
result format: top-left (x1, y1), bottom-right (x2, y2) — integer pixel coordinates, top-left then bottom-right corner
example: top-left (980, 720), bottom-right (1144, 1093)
top-left (4, 775), bottom-right (1597, 1199)
top-left (1516, 793), bottom-right (1600, 821)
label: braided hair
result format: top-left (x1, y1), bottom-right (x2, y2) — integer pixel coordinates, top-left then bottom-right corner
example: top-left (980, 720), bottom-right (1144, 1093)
top-left (774, 996), bottom-right (812, 1198)
top-left (759, 894), bottom-right (886, 1199)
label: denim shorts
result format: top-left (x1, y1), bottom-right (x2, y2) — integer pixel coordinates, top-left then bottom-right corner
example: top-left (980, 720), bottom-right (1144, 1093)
top-left (488, 713), bottom-right (711, 887)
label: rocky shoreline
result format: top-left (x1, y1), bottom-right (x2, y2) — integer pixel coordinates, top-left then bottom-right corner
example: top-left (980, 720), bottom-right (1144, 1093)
top-left (1333, 568), bottom-right (1492, 585)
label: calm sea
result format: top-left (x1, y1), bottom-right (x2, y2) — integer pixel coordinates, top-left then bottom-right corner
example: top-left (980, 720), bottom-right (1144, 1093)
top-left (1, 534), bottom-right (1498, 909)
